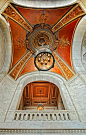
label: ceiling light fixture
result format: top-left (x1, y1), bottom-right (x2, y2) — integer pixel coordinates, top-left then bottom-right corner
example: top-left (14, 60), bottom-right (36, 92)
top-left (34, 38), bottom-right (55, 71)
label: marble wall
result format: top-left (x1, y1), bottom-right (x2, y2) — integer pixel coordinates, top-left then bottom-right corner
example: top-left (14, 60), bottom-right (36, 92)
top-left (0, 0), bottom-right (86, 134)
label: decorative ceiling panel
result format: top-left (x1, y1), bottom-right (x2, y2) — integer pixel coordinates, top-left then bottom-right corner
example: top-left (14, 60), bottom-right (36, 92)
top-left (16, 5), bottom-right (72, 25)
top-left (23, 81), bottom-right (59, 107)
top-left (7, 18), bottom-right (26, 67)
top-left (2, 3), bottom-right (86, 80)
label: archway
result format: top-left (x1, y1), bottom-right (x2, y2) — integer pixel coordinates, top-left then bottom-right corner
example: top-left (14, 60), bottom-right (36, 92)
top-left (9, 71), bottom-right (76, 112)
top-left (18, 81), bottom-right (65, 110)
top-left (6, 71), bottom-right (78, 121)
top-left (13, 0), bottom-right (77, 8)
top-left (72, 15), bottom-right (86, 81)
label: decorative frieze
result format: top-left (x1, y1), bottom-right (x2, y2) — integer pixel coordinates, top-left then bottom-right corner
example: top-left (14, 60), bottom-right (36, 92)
top-left (9, 51), bottom-right (32, 80)
top-left (53, 52), bottom-right (75, 80)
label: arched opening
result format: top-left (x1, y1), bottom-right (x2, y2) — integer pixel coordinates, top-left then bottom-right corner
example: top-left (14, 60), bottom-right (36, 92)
top-left (18, 81), bottom-right (65, 110)
top-left (72, 15), bottom-right (86, 75)
top-left (9, 72), bottom-right (78, 121)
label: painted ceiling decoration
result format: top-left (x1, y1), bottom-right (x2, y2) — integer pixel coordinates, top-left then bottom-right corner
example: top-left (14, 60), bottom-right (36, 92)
top-left (2, 3), bottom-right (86, 80)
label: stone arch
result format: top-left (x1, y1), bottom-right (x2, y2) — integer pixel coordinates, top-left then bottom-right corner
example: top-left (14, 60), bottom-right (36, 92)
top-left (0, 15), bottom-right (12, 77)
top-left (81, 31), bottom-right (86, 70)
top-left (72, 15), bottom-right (86, 81)
top-left (9, 71), bottom-right (76, 113)
top-left (13, 0), bottom-right (77, 8)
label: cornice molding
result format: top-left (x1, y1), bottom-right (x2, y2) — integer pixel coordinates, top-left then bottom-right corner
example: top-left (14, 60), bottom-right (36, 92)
top-left (0, 129), bottom-right (86, 134)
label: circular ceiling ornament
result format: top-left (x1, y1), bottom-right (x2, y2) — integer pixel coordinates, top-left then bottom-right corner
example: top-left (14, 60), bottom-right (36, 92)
top-left (34, 49), bottom-right (55, 71)
top-left (25, 24), bottom-right (57, 71)
top-left (26, 27), bottom-right (55, 52)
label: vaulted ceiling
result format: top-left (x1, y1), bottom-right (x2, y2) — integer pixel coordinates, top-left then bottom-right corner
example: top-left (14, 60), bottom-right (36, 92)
top-left (23, 81), bottom-right (60, 108)
top-left (2, 3), bottom-right (86, 80)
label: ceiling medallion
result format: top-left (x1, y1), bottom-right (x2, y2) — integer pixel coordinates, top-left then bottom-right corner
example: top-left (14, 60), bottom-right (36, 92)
top-left (34, 46), bottom-right (55, 71)
top-left (26, 25), bottom-right (55, 52)
top-left (25, 24), bottom-right (58, 71)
